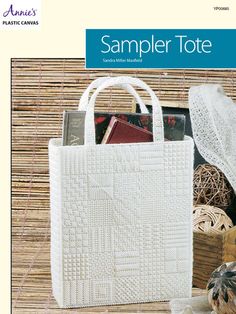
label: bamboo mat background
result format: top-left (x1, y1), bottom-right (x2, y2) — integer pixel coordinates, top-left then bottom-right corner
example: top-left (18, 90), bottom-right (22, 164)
top-left (12, 58), bottom-right (236, 313)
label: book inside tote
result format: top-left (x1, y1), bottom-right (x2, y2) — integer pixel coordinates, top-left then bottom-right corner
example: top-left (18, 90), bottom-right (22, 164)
top-left (101, 116), bottom-right (153, 144)
top-left (63, 111), bottom-right (186, 146)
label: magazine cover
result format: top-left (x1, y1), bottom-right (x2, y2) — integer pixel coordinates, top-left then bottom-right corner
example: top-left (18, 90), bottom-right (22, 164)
top-left (1, 1), bottom-right (236, 313)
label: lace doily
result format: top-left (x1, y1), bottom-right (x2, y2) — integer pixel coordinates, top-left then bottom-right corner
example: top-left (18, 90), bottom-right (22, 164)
top-left (189, 85), bottom-right (236, 193)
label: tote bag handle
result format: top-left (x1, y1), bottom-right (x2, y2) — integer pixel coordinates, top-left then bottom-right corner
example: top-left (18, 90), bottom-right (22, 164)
top-left (83, 76), bottom-right (164, 145)
top-left (79, 76), bottom-right (149, 113)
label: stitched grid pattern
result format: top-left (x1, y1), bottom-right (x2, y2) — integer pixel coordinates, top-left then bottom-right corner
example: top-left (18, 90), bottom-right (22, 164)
top-left (89, 226), bottom-right (114, 253)
top-left (89, 253), bottom-right (114, 279)
top-left (49, 139), bottom-right (193, 307)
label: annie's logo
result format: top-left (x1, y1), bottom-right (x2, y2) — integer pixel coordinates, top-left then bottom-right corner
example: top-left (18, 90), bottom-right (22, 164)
top-left (0, 0), bottom-right (41, 28)
top-left (3, 4), bottom-right (37, 17)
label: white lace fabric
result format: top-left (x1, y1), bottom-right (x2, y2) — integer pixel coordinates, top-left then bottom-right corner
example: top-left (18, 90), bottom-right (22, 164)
top-left (189, 84), bottom-right (236, 193)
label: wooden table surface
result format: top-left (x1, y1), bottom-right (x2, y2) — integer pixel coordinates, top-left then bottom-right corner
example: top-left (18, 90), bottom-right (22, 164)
top-left (13, 281), bottom-right (205, 314)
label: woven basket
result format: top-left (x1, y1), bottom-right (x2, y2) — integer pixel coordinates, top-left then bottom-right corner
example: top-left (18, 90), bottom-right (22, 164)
top-left (193, 205), bottom-right (236, 289)
top-left (193, 205), bottom-right (233, 234)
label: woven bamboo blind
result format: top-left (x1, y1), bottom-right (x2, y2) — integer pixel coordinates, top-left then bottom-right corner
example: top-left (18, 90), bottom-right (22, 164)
top-left (12, 58), bottom-right (236, 312)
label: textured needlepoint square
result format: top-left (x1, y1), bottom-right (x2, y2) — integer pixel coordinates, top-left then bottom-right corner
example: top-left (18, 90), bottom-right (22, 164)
top-left (163, 144), bottom-right (191, 197)
top-left (163, 173), bottom-right (189, 197)
top-left (114, 225), bottom-right (139, 252)
top-left (88, 200), bottom-right (115, 225)
top-left (73, 280), bottom-right (90, 305)
top-left (139, 224), bottom-right (152, 247)
top-left (114, 173), bottom-right (141, 200)
top-left (114, 251), bottom-right (140, 277)
top-left (88, 174), bottom-right (113, 200)
top-left (89, 226), bottom-right (114, 253)
top-left (161, 223), bottom-right (190, 250)
top-left (112, 199), bottom-right (139, 225)
top-left (140, 247), bottom-right (160, 277)
top-left (139, 196), bottom-right (165, 223)
top-left (115, 277), bottom-right (140, 303)
top-left (164, 144), bottom-right (186, 168)
top-left (139, 225), bottom-right (161, 254)
top-left (92, 280), bottom-right (113, 303)
top-left (77, 254), bottom-right (90, 279)
top-left (87, 146), bottom-right (114, 173)
top-left (77, 228), bottom-right (89, 253)
top-left (177, 259), bottom-right (189, 272)
top-left (113, 172), bottom-right (141, 222)
top-left (165, 172), bottom-right (191, 196)
top-left (63, 227), bottom-right (89, 253)
top-left (63, 200), bottom-right (88, 228)
top-left (140, 258), bottom-right (162, 300)
top-left (165, 260), bottom-right (178, 273)
top-left (160, 273), bottom-right (190, 299)
top-left (64, 253), bottom-right (90, 280)
top-left (62, 149), bottom-right (87, 175)
top-left (139, 225), bottom-right (161, 286)
top-left (137, 170), bottom-right (164, 217)
top-left (151, 225), bottom-right (162, 251)
top-left (139, 145), bottom-right (164, 171)
top-left (74, 201), bottom-right (88, 227)
top-left (113, 146), bottom-right (140, 172)
top-left (160, 273), bottom-right (177, 299)
top-left (139, 275), bottom-right (161, 300)
top-left (165, 247), bottom-right (177, 261)
top-left (177, 246), bottom-right (189, 258)
top-left (62, 174), bottom-right (88, 201)
top-left (90, 253), bottom-right (114, 279)
top-left (63, 228), bottom-right (76, 251)
top-left (159, 223), bottom-right (191, 294)
top-left (162, 197), bottom-right (191, 223)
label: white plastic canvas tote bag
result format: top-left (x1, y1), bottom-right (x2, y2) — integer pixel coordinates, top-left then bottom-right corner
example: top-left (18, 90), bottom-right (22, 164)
top-left (49, 76), bottom-right (194, 308)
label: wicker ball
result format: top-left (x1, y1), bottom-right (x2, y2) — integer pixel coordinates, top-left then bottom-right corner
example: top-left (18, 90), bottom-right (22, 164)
top-left (193, 164), bottom-right (234, 210)
top-left (193, 205), bottom-right (233, 234)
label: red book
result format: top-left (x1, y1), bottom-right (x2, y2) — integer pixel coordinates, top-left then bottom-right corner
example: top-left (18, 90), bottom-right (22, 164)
top-left (101, 116), bottom-right (153, 144)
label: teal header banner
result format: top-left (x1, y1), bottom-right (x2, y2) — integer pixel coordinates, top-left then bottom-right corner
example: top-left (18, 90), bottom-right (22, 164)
top-left (86, 29), bottom-right (236, 68)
